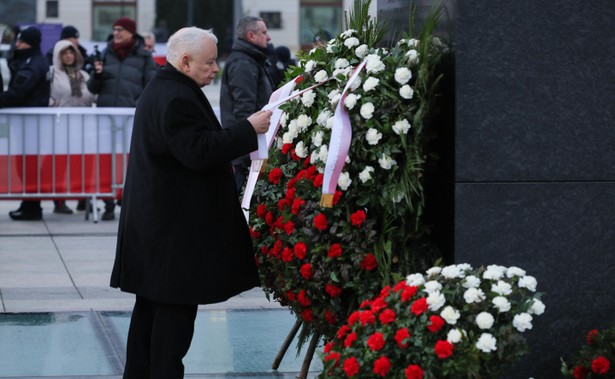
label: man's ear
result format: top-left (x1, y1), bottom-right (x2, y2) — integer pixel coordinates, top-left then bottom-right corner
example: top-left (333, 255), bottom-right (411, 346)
top-left (245, 30), bottom-right (255, 44)
top-left (180, 54), bottom-right (190, 72)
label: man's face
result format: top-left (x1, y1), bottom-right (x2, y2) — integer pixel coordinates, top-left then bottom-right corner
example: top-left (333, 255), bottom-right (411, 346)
top-left (14, 39), bottom-right (31, 50)
top-left (112, 25), bottom-right (133, 45)
top-left (248, 20), bottom-right (270, 49)
top-left (183, 37), bottom-right (219, 88)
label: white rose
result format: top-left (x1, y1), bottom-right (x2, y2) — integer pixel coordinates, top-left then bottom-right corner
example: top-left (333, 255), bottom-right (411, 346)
top-left (476, 312), bottom-right (495, 329)
top-left (365, 127), bottom-right (382, 145)
top-left (440, 306), bottom-right (460, 325)
top-left (475, 333), bottom-right (497, 353)
top-left (441, 265), bottom-right (464, 279)
top-left (391, 119), bottom-right (411, 135)
top-left (491, 281), bottom-right (513, 296)
top-left (399, 85), bottom-right (414, 99)
top-left (394, 67), bottom-right (412, 84)
top-left (528, 299), bottom-right (546, 315)
top-left (365, 54), bottom-right (385, 73)
top-left (463, 287), bottom-right (485, 304)
top-left (311, 131), bottom-right (324, 147)
top-left (424, 280), bottom-right (443, 293)
top-left (282, 131), bottom-right (295, 144)
top-left (506, 266), bottom-right (527, 278)
top-left (316, 110), bottom-right (332, 127)
top-left (406, 49), bottom-right (419, 64)
top-left (344, 37), bottom-right (360, 48)
top-left (519, 276), bottom-right (538, 292)
top-left (378, 154), bottom-right (397, 170)
top-left (427, 291), bottom-right (446, 311)
top-left (304, 60), bottom-right (316, 72)
top-left (359, 166), bottom-right (375, 183)
top-left (492, 296), bottom-right (511, 313)
top-left (296, 114), bottom-right (312, 132)
top-left (334, 58), bottom-right (349, 69)
top-left (287, 119), bottom-right (298, 134)
top-left (314, 69), bottom-right (328, 83)
top-left (295, 141), bottom-right (308, 158)
top-left (360, 102), bottom-right (375, 119)
top-left (301, 90), bottom-right (316, 108)
top-left (447, 328), bottom-right (463, 344)
top-left (426, 267), bottom-right (442, 276)
top-left (362, 77), bottom-right (380, 92)
top-left (337, 171), bottom-right (352, 190)
top-left (463, 275), bottom-right (481, 288)
top-left (513, 313), bottom-right (533, 332)
top-left (355, 44), bottom-right (368, 58)
top-left (344, 93), bottom-right (361, 110)
top-left (483, 265), bottom-right (506, 280)
top-left (406, 273), bottom-right (425, 286)
top-left (328, 89), bottom-right (341, 106)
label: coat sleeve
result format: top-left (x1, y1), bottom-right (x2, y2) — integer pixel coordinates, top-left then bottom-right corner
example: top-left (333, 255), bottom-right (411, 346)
top-left (0, 64), bottom-right (44, 108)
top-left (225, 59), bottom-right (261, 121)
top-left (160, 96), bottom-right (258, 172)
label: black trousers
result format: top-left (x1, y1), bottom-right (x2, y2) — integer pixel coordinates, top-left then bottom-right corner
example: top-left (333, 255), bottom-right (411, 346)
top-left (123, 296), bottom-right (198, 379)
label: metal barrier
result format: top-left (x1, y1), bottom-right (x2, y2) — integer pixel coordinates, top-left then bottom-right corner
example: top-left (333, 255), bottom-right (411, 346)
top-left (0, 107), bottom-right (134, 222)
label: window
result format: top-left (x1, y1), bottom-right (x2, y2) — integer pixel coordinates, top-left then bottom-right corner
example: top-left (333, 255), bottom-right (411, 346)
top-left (92, 1), bottom-right (136, 41)
top-left (46, 0), bottom-right (59, 18)
top-left (299, 4), bottom-right (342, 48)
top-left (260, 12), bottom-right (282, 29)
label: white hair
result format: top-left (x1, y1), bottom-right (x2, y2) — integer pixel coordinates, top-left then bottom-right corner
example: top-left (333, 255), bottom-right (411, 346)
top-left (166, 27), bottom-right (218, 65)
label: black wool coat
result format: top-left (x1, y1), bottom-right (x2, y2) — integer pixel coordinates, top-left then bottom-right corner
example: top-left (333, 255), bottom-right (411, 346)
top-left (110, 63), bottom-right (261, 305)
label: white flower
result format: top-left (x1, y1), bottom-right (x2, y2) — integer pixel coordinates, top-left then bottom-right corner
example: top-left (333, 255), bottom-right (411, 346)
top-left (394, 67), bottom-right (412, 85)
top-left (513, 313), bottom-right (533, 332)
top-left (399, 85), bottom-right (414, 99)
top-left (440, 306), bottom-right (460, 325)
top-left (349, 75), bottom-right (362, 91)
top-left (492, 296), bottom-right (511, 313)
top-left (340, 29), bottom-right (356, 38)
top-left (344, 93), bottom-right (361, 110)
top-left (311, 131), bottom-right (324, 147)
top-left (378, 154), bottom-right (397, 170)
top-left (326, 117), bottom-right (334, 129)
top-left (359, 166), bottom-right (375, 183)
top-left (406, 273), bottom-right (425, 286)
top-left (310, 150), bottom-right (319, 164)
top-left (279, 112), bottom-right (288, 127)
top-left (441, 265), bottom-right (464, 279)
top-left (328, 89), bottom-right (341, 106)
top-left (447, 328), bottom-right (463, 344)
top-left (476, 312), bottom-right (495, 329)
top-left (317, 144), bottom-right (328, 163)
top-left (301, 90), bottom-right (316, 108)
top-left (462, 275), bottom-right (481, 288)
top-left (457, 263), bottom-right (473, 272)
top-left (314, 69), bottom-right (328, 83)
top-left (296, 114), bottom-right (312, 132)
top-left (407, 38), bottom-right (419, 48)
top-left (423, 280), bottom-right (442, 294)
top-left (316, 110), bottom-right (332, 127)
top-left (491, 280), bottom-right (513, 296)
top-left (365, 54), bottom-right (385, 74)
top-left (406, 49), bottom-right (419, 64)
top-left (344, 37), bottom-right (360, 48)
top-left (337, 171), bottom-right (352, 190)
top-left (355, 44), bottom-right (368, 58)
top-left (475, 333), bottom-right (497, 353)
top-left (426, 267), bottom-right (442, 276)
top-left (365, 128), bottom-right (382, 145)
top-left (334, 58), bottom-right (350, 69)
top-left (427, 291), bottom-right (446, 311)
top-left (362, 77), bottom-right (380, 92)
top-left (326, 43), bottom-right (335, 54)
top-left (304, 60), bottom-right (316, 72)
top-left (295, 141), bottom-right (308, 158)
top-left (506, 266), bottom-right (527, 278)
top-left (528, 299), bottom-right (546, 315)
top-left (483, 265), bottom-right (506, 280)
top-left (463, 287), bottom-right (485, 304)
top-left (519, 276), bottom-right (538, 292)
top-left (282, 131), bottom-right (296, 144)
top-left (360, 103), bottom-right (375, 119)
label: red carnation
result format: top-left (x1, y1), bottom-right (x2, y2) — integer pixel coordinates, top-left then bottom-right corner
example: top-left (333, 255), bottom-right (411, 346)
top-left (344, 332), bottom-right (357, 348)
top-left (405, 364), bottom-right (424, 379)
top-left (265, 212), bottom-right (273, 225)
top-left (324, 352), bottom-right (340, 367)
top-left (360, 253), bottom-right (378, 270)
top-left (324, 310), bottom-right (337, 324)
top-left (268, 167), bottom-right (283, 184)
top-left (427, 315), bottom-right (446, 333)
top-left (586, 329), bottom-right (598, 345)
top-left (434, 340), bottom-right (454, 359)
top-left (350, 209), bottom-right (367, 227)
top-left (293, 242), bottom-right (307, 259)
top-left (313, 213), bottom-right (328, 231)
top-left (305, 165), bottom-right (317, 179)
top-left (285, 290), bottom-right (296, 301)
top-left (313, 173), bottom-right (323, 187)
top-left (301, 308), bottom-right (314, 322)
top-left (282, 143), bottom-right (292, 154)
top-left (324, 341), bottom-right (335, 353)
top-left (379, 309), bottom-right (396, 324)
top-left (249, 227), bottom-right (260, 239)
top-left (325, 283), bottom-right (342, 298)
top-left (337, 325), bottom-right (351, 339)
top-left (410, 298), bottom-right (428, 316)
top-left (367, 332), bottom-right (385, 351)
top-left (373, 356), bottom-right (391, 377)
top-left (572, 366), bottom-right (589, 379)
top-left (291, 197), bottom-right (305, 215)
top-left (333, 190), bottom-right (343, 204)
top-left (290, 149), bottom-right (300, 161)
top-left (402, 286), bottom-right (419, 302)
top-left (283, 221), bottom-right (295, 235)
top-left (359, 310), bottom-right (376, 325)
top-left (328, 243), bottom-right (342, 258)
top-left (343, 357), bottom-right (360, 377)
top-left (394, 281), bottom-right (407, 292)
top-left (285, 187), bottom-right (296, 201)
top-left (297, 290), bottom-right (310, 306)
top-left (348, 311), bottom-right (360, 325)
top-left (370, 296), bottom-right (388, 313)
top-left (286, 177), bottom-right (297, 189)
top-left (256, 204), bottom-right (267, 218)
top-left (300, 263), bottom-right (313, 279)
top-left (281, 247), bottom-right (293, 262)
top-left (592, 356), bottom-right (610, 375)
top-left (395, 328), bottom-right (411, 348)
top-left (295, 75), bottom-right (304, 84)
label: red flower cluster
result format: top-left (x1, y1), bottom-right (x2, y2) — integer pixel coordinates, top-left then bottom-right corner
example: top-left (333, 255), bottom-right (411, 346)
top-left (568, 328), bottom-right (614, 379)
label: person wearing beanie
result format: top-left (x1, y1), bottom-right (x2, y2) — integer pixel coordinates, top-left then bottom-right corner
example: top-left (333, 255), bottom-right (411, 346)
top-left (87, 16), bottom-right (157, 220)
top-left (0, 26), bottom-right (52, 221)
top-left (46, 25), bottom-right (88, 70)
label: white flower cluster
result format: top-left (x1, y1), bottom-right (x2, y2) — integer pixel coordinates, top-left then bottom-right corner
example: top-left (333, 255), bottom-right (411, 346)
top-left (405, 263), bottom-right (545, 354)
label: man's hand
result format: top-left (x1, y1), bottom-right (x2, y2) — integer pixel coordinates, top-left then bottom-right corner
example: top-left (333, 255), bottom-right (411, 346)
top-left (247, 110), bottom-right (272, 134)
top-left (94, 61), bottom-right (104, 74)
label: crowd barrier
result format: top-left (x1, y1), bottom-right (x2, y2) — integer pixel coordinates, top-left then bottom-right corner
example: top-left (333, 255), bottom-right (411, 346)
top-left (0, 107), bottom-right (134, 222)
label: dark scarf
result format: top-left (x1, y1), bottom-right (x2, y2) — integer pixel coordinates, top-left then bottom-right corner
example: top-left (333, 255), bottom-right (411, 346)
top-left (113, 38), bottom-right (136, 61)
top-left (64, 64), bottom-right (83, 97)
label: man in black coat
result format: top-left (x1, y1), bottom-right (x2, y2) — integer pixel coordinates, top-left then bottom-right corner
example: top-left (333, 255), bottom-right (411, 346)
top-left (220, 16), bottom-right (274, 191)
top-left (110, 26), bottom-right (271, 378)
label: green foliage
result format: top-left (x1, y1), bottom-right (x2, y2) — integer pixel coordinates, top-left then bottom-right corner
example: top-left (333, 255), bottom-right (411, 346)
top-left (561, 326), bottom-right (615, 378)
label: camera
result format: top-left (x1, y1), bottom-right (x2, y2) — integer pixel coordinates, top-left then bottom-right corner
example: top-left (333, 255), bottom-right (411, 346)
top-left (85, 45), bottom-right (102, 74)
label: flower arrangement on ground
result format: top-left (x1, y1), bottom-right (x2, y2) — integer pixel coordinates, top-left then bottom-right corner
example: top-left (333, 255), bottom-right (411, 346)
top-left (319, 263), bottom-right (545, 378)
top-left (248, 0), bottom-right (449, 341)
top-left (561, 326), bottom-right (615, 378)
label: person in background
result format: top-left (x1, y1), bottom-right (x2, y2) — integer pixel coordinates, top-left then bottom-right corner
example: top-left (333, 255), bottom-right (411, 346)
top-left (87, 16), bottom-right (157, 221)
top-left (46, 25), bottom-right (88, 70)
top-left (0, 27), bottom-right (51, 221)
top-left (220, 16), bottom-right (274, 192)
top-left (142, 32), bottom-right (155, 53)
top-left (110, 26), bottom-right (271, 378)
top-left (273, 45), bottom-right (295, 86)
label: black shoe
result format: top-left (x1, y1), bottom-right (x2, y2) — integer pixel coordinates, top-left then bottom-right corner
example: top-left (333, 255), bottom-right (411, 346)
top-left (76, 200), bottom-right (86, 211)
top-left (101, 210), bottom-right (115, 221)
top-left (53, 204), bottom-right (74, 215)
top-left (9, 209), bottom-right (43, 221)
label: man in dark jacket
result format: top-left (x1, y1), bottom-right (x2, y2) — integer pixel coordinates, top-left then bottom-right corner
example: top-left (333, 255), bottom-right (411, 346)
top-left (0, 26), bottom-right (50, 221)
top-left (110, 26), bottom-right (271, 378)
top-left (87, 16), bottom-right (157, 220)
top-left (220, 16), bottom-right (274, 191)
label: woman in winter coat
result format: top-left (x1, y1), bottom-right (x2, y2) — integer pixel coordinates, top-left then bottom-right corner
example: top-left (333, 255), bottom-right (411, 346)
top-left (49, 40), bottom-right (97, 213)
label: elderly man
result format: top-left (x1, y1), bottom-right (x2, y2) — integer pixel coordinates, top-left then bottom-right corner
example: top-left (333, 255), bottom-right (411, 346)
top-left (110, 27), bottom-right (271, 378)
